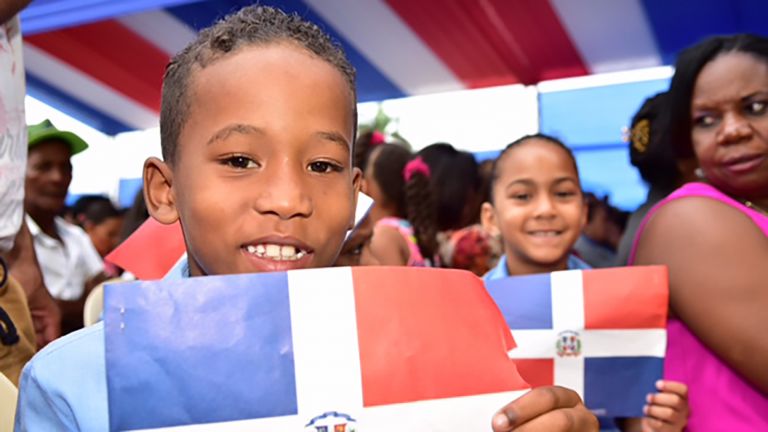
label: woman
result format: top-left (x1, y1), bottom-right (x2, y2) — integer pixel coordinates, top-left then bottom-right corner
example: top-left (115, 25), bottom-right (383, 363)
top-left (631, 34), bottom-right (768, 431)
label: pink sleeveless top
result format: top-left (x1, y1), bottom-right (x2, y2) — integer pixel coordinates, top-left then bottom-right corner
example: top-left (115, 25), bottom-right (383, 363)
top-left (375, 217), bottom-right (429, 267)
top-left (629, 182), bottom-right (768, 431)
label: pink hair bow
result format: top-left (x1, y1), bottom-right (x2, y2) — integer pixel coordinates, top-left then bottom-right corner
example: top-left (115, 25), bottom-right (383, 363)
top-left (371, 130), bottom-right (386, 145)
top-left (403, 156), bottom-right (431, 182)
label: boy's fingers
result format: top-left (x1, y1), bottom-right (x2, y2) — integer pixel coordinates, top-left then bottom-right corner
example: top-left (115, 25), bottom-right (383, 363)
top-left (644, 404), bottom-right (676, 422)
top-left (495, 405), bottom-right (599, 432)
top-left (641, 416), bottom-right (667, 432)
top-left (647, 392), bottom-right (686, 410)
top-left (493, 386), bottom-right (583, 430)
top-left (656, 380), bottom-right (688, 398)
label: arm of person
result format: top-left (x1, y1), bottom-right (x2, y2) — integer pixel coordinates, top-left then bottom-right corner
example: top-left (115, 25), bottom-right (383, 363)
top-left (634, 197), bottom-right (768, 393)
top-left (492, 386), bottom-right (598, 431)
top-left (0, 0), bottom-right (32, 24)
top-left (3, 222), bottom-right (61, 348)
top-left (368, 225), bottom-right (410, 266)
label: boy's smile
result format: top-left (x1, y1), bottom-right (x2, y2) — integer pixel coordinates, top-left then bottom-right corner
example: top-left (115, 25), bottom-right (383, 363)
top-left (145, 43), bottom-right (361, 276)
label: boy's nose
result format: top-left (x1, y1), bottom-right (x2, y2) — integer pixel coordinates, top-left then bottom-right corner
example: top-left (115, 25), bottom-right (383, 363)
top-left (252, 164), bottom-right (312, 220)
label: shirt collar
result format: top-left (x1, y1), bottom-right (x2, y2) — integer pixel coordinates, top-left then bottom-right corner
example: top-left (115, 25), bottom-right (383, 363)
top-left (483, 253), bottom-right (592, 282)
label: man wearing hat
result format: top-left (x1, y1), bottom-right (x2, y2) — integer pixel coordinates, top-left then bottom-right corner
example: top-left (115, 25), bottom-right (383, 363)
top-left (25, 120), bottom-right (106, 334)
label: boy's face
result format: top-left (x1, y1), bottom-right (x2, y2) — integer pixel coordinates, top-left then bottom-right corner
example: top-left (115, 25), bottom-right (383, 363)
top-left (482, 140), bottom-right (586, 272)
top-left (146, 43), bottom-right (360, 276)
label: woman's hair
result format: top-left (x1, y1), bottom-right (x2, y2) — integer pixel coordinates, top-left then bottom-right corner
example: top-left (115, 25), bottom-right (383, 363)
top-left (71, 195), bottom-right (121, 227)
top-left (369, 143), bottom-right (412, 217)
top-left (489, 134), bottom-right (579, 202)
top-left (668, 34), bottom-right (768, 158)
top-left (628, 92), bottom-right (680, 193)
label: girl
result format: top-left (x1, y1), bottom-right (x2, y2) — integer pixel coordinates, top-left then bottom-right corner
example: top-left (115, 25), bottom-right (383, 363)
top-left (482, 134), bottom-right (688, 432)
top-left (631, 34), bottom-right (768, 431)
top-left (363, 143), bottom-right (436, 266)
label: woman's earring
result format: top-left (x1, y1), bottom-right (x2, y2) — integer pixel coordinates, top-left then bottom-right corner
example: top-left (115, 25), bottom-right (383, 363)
top-left (695, 168), bottom-right (705, 179)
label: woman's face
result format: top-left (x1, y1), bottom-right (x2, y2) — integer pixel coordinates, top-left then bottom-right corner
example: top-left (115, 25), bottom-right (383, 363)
top-left (691, 52), bottom-right (768, 200)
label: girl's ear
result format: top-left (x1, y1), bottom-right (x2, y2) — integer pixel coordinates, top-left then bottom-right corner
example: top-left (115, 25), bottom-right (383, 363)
top-left (578, 195), bottom-right (588, 231)
top-left (480, 201), bottom-right (500, 237)
top-left (143, 157), bottom-right (179, 225)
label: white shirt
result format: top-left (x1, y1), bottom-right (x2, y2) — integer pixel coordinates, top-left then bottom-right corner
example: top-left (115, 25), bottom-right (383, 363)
top-left (26, 215), bottom-right (104, 300)
top-left (0, 16), bottom-right (28, 252)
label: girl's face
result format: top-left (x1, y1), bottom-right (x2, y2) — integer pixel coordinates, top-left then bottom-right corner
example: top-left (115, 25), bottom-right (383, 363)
top-left (691, 52), bottom-right (768, 201)
top-left (482, 140), bottom-right (586, 273)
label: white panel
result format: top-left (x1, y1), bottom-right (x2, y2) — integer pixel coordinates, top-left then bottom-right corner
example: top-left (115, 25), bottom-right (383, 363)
top-left (24, 44), bottom-right (158, 129)
top-left (551, 270), bottom-right (585, 330)
top-left (550, 0), bottom-right (662, 73)
top-left (118, 10), bottom-right (197, 56)
top-left (581, 329), bottom-right (666, 358)
top-left (304, 0), bottom-right (464, 95)
top-left (287, 267), bottom-right (364, 415)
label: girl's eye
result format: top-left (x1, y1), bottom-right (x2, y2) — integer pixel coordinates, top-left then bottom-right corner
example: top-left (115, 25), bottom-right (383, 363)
top-left (222, 155), bottom-right (257, 169)
top-left (511, 193), bottom-right (531, 201)
top-left (555, 191), bottom-right (577, 199)
top-left (308, 161), bottom-right (342, 173)
top-left (746, 100), bottom-right (767, 115)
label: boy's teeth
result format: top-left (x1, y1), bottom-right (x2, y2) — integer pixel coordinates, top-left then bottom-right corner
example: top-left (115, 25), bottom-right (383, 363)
top-left (245, 243), bottom-right (306, 261)
top-left (265, 244), bottom-right (281, 258)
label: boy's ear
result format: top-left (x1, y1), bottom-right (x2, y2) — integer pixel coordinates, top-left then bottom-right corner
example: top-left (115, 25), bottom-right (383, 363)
top-left (348, 167), bottom-right (363, 230)
top-left (143, 157), bottom-right (179, 225)
top-left (480, 201), bottom-right (500, 237)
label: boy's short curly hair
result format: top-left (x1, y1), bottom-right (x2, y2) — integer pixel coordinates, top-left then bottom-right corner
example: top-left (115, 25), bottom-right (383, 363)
top-left (160, 5), bottom-right (357, 164)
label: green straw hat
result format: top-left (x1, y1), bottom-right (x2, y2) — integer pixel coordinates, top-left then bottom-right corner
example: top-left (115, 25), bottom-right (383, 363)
top-left (27, 119), bottom-right (89, 155)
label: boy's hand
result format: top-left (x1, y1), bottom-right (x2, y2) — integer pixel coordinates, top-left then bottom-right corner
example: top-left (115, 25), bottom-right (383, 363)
top-left (641, 380), bottom-right (688, 432)
top-left (492, 386), bottom-right (598, 431)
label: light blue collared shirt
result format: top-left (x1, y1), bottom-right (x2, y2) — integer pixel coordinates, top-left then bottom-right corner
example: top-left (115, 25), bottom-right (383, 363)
top-left (482, 254), bottom-right (592, 284)
top-left (14, 258), bottom-right (191, 431)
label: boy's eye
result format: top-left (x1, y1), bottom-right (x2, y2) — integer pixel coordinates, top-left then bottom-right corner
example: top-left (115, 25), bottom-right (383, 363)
top-left (746, 100), bottom-right (767, 115)
top-left (222, 155), bottom-right (258, 169)
top-left (308, 161), bottom-right (342, 173)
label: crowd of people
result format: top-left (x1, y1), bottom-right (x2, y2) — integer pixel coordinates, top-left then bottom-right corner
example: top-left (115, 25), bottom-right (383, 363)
top-left (1, 2), bottom-right (767, 432)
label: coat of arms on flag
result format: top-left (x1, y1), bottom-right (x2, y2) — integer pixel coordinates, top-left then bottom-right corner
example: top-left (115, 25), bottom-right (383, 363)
top-left (485, 266), bottom-right (669, 418)
top-left (104, 267), bottom-right (529, 431)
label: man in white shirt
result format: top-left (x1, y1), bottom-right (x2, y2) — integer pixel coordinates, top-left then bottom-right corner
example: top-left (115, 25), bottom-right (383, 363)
top-left (25, 120), bottom-right (106, 333)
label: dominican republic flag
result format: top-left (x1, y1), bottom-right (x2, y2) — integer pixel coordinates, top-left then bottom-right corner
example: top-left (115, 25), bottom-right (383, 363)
top-left (485, 266), bottom-right (668, 418)
top-left (104, 267), bottom-right (529, 431)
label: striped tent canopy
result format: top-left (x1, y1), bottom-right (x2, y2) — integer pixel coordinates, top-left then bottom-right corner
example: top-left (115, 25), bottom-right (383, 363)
top-left (21, 0), bottom-right (768, 135)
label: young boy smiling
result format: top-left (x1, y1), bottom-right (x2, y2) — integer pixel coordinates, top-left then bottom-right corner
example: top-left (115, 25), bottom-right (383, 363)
top-left (15, 6), bottom-right (596, 431)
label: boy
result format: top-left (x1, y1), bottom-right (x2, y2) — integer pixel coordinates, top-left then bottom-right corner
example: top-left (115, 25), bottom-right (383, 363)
top-left (15, 6), bottom-right (596, 431)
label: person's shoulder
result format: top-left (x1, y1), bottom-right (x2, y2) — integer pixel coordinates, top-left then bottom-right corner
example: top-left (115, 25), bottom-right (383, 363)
top-left (24, 322), bottom-right (105, 385)
top-left (54, 217), bottom-right (88, 239)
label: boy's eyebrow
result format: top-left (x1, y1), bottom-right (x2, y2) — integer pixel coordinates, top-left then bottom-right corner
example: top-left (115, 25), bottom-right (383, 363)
top-left (314, 131), bottom-right (351, 153)
top-left (206, 123), bottom-right (264, 146)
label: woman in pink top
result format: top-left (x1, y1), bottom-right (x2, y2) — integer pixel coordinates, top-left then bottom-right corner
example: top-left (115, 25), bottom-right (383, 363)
top-left (631, 34), bottom-right (768, 431)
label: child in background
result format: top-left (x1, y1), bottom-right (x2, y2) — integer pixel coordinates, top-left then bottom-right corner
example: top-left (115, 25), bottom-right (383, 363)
top-left (363, 143), bottom-right (433, 266)
top-left (15, 7), bottom-right (596, 431)
top-left (71, 195), bottom-right (124, 258)
top-left (481, 134), bottom-right (688, 432)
